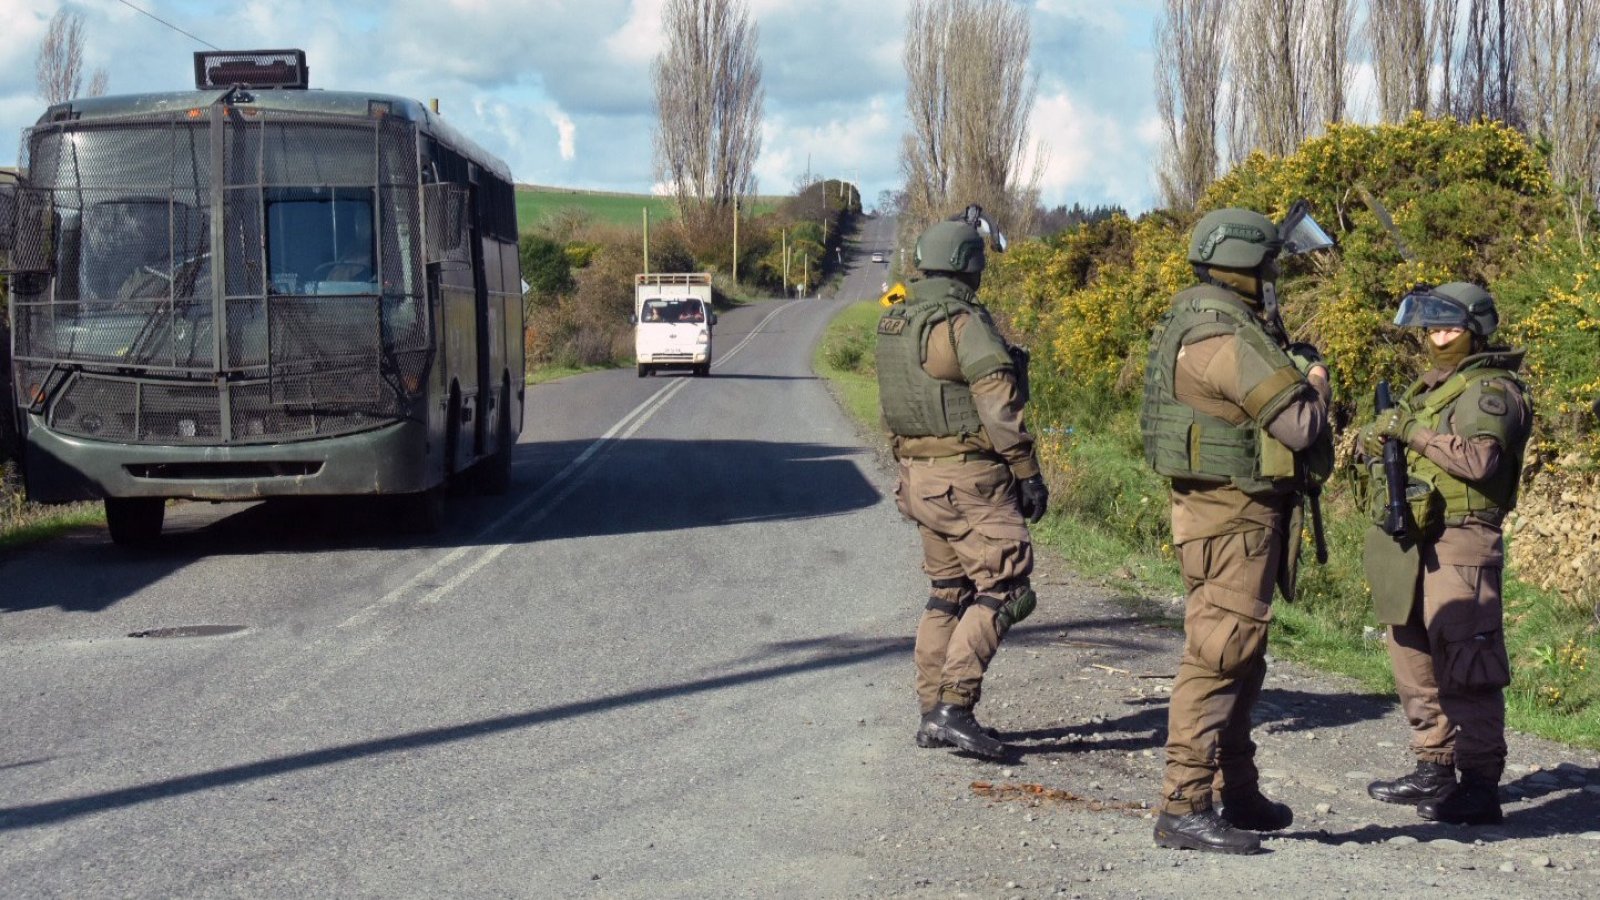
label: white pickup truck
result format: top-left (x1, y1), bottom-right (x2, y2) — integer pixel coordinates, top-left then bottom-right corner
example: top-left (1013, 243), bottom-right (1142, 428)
top-left (631, 272), bottom-right (717, 377)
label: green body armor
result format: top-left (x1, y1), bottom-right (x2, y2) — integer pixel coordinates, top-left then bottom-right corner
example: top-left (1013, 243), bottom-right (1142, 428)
top-left (875, 278), bottom-right (1014, 438)
top-left (1141, 285), bottom-right (1311, 496)
top-left (1375, 352), bottom-right (1532, 530)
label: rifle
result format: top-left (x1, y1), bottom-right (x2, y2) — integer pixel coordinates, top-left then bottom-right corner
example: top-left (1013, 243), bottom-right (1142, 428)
top-left (1374, 381), bottom-right (1410, 538)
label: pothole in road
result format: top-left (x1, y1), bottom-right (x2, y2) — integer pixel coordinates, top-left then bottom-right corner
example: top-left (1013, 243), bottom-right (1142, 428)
top-left (127, 625), bottom-right (248, 639)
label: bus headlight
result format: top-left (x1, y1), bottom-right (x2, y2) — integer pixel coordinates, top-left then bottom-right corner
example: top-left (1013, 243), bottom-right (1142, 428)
top-left (179, 419), bottom-right (197, 438)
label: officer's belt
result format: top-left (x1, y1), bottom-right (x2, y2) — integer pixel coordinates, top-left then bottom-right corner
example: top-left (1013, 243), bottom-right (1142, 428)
top-left (899, 451), bottom-right (1001, 466)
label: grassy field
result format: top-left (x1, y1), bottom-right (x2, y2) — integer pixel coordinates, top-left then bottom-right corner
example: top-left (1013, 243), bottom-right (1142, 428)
top-left (515, 186), bottom-right (677, 231)
top-left (813, 301), bottom-right (1600, 750)
top-left (514, 185), bottom-right (787, 233)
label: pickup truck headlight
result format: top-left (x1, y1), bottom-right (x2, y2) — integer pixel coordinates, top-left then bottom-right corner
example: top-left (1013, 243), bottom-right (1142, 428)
top-left (696, 329), bottom-right (709, 345)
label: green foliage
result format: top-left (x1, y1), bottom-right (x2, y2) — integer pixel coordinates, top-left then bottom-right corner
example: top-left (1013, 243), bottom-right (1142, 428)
top-left (519, 233), bottom-right (574, 305)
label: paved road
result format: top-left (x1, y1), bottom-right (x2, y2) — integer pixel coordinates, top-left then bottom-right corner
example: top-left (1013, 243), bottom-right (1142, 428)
top-left (6, 213), bottom-right (1596, 899)
top-left (1, 217), bottom-right (921, 896)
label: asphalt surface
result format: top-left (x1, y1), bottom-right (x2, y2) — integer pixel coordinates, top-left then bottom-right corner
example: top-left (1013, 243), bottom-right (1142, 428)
top-left (3, 214), bottom-right (1598, 899)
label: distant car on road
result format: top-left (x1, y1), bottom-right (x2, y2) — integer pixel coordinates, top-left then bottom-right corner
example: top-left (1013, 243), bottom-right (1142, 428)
top-left (871, 252), bottom-right (886, 263)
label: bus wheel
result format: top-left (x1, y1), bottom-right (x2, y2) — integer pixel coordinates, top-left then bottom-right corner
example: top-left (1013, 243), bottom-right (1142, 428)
top-left (637, 364), bottom-right (650, 378)
top-left (478, 383), bottom-right (514, 496)
top-left (398, 485), bottom-right (446, 535)
top-left (106, 497), bottom-right (164, 547)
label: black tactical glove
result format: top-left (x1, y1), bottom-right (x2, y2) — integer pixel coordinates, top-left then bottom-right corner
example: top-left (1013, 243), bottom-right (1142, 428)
top-left (1018, 474), bottom-right (1049, 524)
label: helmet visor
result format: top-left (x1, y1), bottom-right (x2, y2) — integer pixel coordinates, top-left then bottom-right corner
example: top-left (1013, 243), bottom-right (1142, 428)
top-left (1394, 291), bottom-right (1472, 330)
top-left (1277, 200), bottom-right (1335, 256)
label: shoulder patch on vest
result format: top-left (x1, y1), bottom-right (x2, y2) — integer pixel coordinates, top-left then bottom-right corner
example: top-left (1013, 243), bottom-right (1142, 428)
top-left (1478, 392), bottom-right (1508, 417)
top-left (877, 317), bottom-right (907, 336)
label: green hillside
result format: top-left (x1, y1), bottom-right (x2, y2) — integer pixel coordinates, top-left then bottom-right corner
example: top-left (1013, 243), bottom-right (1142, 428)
top-left (514, 185), bottom-right (784, 232)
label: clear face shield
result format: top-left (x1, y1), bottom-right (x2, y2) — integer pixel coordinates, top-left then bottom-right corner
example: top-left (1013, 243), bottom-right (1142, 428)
top-left (953, 203), bottom-right (1007, 253)
top-left (1276, 199), bottom-right (1335, 257)
top-left (1393, 290), bottom-right (1473, 331)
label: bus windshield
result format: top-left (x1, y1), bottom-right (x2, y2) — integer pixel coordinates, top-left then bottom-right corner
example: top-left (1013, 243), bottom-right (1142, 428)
top-left (266, 187), bottom-right (376, 295)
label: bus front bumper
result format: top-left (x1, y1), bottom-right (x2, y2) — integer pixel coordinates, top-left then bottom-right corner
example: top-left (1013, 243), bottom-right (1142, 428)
top-left (22, 417), bottom-right (433, 503)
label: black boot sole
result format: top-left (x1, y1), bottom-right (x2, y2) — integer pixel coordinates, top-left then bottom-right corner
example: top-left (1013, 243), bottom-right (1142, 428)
top-left (1153, 827), bottom-right (1263, 855)
top-left (927, 725), bottom-right (1005, 759)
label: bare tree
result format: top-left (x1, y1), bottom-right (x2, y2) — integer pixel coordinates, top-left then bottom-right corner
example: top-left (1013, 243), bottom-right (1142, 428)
top-left (1228, 0), bottom-right (1328, 160)
top-left (1516, 0), bottom-right (1600, 247)
top-left (1368, 0), bottom-right (1433, 121)
top-left (1156, 0), bottom-right (1226, 208)
top-left (36, 9), bottom-right (107, 104)
top-left (651, 0), bottom-right (764, 238)
top-left (1455, 0), bottom-right (1520, 124)
top-left (1309, 0), bottom-right (1354, 128)
top-left (900, 0), bottom-right (1043, 241)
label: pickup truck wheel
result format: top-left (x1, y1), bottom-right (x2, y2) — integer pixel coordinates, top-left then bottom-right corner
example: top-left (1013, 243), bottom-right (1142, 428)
top-left (637, 364), bottom-right (650, 378)
top-left (105, 497), bottom-right (164, 547)
top-left (694, 363), bottom-right (710, 377)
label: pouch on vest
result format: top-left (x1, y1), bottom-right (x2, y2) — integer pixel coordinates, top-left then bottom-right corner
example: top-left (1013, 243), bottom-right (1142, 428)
top-left (1363, 525), bottom-right (1421, 625)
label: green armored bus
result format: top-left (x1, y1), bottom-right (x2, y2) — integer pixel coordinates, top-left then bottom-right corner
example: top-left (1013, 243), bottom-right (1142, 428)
top-left (0, 50), bottom-right (524, 543)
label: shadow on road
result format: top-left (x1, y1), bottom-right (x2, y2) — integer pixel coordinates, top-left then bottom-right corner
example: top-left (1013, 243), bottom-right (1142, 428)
top-left (0, 632), bottom-right (913, 831)
top-left (1006, 688), bottom-right (1396, 759)
top-left (0, 438), bottom-right (883, 615)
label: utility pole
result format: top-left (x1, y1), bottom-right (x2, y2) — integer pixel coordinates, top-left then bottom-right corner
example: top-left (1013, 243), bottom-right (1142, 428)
top-left (782, 228), bottom-right (789, 291)
top-left (642, 207), bottom-right (650, 274)
top-left (732, 197), bottom-right (740, 286)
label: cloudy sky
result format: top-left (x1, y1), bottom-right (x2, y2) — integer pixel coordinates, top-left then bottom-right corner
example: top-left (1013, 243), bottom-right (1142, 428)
top-left (0, 0), bottom-right (1165, 212)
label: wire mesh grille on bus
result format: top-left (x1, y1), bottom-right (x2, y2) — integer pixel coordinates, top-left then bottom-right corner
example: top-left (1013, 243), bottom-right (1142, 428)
top-left (12, 109), bottom-right (431, 445)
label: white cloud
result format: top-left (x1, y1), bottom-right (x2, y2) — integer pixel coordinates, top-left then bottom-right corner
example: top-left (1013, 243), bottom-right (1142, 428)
top-left (547, 107), bottom-right (577, 161)
top-left (606, 0), bottom-right (668, 65)
top-left (1027, 88), bottom-right (1160, 212)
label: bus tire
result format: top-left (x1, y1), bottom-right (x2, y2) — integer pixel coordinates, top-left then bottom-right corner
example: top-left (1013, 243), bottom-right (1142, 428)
top-left (478, 380), bottom-right (514, 496)
top-left (105, 497), bottom-right (164, 546)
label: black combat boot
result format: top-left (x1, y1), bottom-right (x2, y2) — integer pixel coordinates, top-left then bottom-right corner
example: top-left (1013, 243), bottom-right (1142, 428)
top-left (1417, 773), bottom-right (1503, 825)
top-left (1219, 788), bottom-right (1294, 831)
top-left (1153, 808), bottom-right (1263, 855)
top-left (915, 711), bottom-right (1001, 749)
top-left (922, 702), bottom-right (1006, 759)
top-left (1367, 761), bottom-right (1456, 805)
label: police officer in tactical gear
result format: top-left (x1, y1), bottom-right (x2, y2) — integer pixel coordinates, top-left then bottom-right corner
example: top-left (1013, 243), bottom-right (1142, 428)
top-left (1142, 208), bottom-right (1332, 854)
top-left (876, 215), bottom-right (1046, 761)
top-left (1360, 282), bottom-right (1532, 826)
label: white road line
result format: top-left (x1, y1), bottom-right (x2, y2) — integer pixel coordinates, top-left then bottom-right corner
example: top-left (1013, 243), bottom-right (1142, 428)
top-left (337, 297), bottom-right (802, 628)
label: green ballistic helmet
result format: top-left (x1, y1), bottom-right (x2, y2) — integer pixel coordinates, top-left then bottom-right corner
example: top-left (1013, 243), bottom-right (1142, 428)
top-left (1394, 281), bottom-right (1499, 338)
top-left (915, 220), bottom-right (986, 274)
top-left (1188, 208), bottom-right (1281, 270)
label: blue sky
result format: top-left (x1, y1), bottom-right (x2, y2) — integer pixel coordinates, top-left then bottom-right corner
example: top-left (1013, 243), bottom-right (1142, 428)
top-left (0, 0), bottom-right (1166, 212)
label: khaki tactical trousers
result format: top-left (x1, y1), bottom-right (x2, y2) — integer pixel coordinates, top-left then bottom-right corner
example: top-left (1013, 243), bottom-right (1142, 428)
top-left (1161, 526), bottom-right (1282, 814)
top-left (897, 459), bottom-right (1033, 712)
top-left (1387, 548), bottom-right (1511, 780)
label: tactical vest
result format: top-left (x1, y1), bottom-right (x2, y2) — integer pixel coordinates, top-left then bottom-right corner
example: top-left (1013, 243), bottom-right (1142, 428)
top-left (1141, 284), bottom-right (1307, 496)
top-left (875, 278), bottom-right (1014, 438)
top-left (1398, 352), bottom-right (1531, 527)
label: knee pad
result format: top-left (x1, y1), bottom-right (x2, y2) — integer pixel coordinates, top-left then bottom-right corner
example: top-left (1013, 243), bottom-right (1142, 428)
top-left (974, 581), bottom-right (1036, 637)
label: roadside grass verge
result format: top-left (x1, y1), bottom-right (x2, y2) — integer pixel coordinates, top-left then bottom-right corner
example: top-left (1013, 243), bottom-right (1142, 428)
top-left (526, 363), bottom-right (618, 385)
top-left (811, 300), bottom-right (881, 427)
top-left (1, 465), bottom-right (102, 551)
top-left (814, 305), bottom-right (1600, 750)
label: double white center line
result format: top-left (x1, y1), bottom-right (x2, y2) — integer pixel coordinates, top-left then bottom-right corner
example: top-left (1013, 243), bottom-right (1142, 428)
top-left (338, 298), bottom-right (802, 629)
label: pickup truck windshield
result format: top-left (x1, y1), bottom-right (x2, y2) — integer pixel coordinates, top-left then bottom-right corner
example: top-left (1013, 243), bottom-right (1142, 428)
top-left (640, 298), bottom-right (704, 324)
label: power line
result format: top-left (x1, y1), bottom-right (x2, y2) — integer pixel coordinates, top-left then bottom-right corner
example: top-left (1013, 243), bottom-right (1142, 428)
top-left (113, 0), bottom-right (221, 51)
